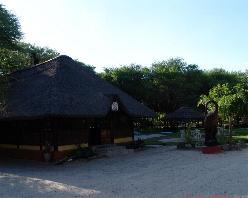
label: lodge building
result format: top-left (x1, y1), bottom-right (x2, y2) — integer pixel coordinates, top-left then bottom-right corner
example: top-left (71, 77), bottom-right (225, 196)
top-left (0, 55), bottom-right (154, 160)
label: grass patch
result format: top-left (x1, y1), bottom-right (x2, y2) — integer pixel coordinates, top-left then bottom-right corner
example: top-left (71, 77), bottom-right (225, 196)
top-left (144, 137), bottom-right (178, 146)
top-left (137, 128), bottom-right (165, 134)
top-left (136, 128), bottom-right (180, 138)
top-left (138, 127), bottom-right (248, 145)
top-left (232, 128), bottom-right (248, 135)
top-left (232, 128), bottom-right (248, 140)
top-left (232, 135), bottom-right (248, 140)
top-left (232, 127), bottom-right (248, 132)
top-left (144, 139), bottom-right (167, 146)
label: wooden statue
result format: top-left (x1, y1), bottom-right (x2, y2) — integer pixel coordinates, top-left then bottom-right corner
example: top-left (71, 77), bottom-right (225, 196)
top-left (204, 101), bottom-right (218, 146)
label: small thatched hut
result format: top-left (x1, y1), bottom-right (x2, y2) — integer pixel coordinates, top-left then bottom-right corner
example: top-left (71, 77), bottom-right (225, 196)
top-left (167, 106), bottom-right (204, 122)
top-left (166, 106), bottom-right (204, 130)
top-left (0, 55), bottom-right (154, 160)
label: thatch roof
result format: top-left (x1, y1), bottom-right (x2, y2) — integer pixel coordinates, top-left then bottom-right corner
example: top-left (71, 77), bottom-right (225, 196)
top-left (0, 55), bottom-right (155, 119)
top-left (167, 106), bottom-right (204, 121)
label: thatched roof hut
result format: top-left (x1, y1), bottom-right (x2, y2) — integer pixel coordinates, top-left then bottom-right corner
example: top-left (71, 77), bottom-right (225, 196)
top-left (1, 55), bottom-right (154, 119)
top-left (167, 106), bottom-right (204, 122)
top-left (0, 55), bottom-right (154, 161)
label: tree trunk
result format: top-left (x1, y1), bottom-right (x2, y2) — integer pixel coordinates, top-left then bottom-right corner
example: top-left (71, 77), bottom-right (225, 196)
top-left (228, 116), bottom-right (232, 143)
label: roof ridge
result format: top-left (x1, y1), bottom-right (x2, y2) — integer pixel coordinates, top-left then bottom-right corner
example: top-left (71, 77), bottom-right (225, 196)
top-left (8, 55), bottom-right (73, 76)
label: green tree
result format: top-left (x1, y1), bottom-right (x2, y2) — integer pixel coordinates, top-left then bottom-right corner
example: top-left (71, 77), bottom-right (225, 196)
top-left (75, 60), bottom-right (96, 72)
top-left (101, 64), bottom-right (151, 103)
top-left (198, 83), bottom-right (248, 135)
top-left (0, 4), bottom-right (23, 49)
top-left (150, 58), bottom-right (186, 112)
top-left (0, 43), bottom-right (59, 74)
top-left (150, 58), bottom-right (206, 112)
top-left (19, 43), bottom-right (59, 64)
top-left (205, 68), bottom-right (240, 90)
top-left (0, 4), bottom-right (59, 74)
top-left (180, 64), bottom-right (206, 106)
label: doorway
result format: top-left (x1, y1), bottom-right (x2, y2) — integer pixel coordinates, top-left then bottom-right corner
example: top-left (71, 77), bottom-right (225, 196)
top-left (89, 126), bottom-right (101, 146)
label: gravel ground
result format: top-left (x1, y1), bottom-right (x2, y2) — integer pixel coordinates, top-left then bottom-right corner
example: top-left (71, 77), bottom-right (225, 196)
top-left (0, 146), bottom-right (248, 198)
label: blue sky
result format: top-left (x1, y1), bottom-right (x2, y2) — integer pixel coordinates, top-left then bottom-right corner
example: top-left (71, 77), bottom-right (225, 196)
top-left (1, 0), bottom-right (248, 72)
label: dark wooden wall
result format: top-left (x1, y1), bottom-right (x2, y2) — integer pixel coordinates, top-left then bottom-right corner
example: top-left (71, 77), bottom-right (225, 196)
top-left (0, 114), bottom-right (134, 148)
top-left (0, 120), bottom-right (41, 145)
top-left (0, 118), bottom-right (89, 148)
top-left (52, 118), bottom-right (89, 145)
top-left (109, 112), bottom-right (133, 139)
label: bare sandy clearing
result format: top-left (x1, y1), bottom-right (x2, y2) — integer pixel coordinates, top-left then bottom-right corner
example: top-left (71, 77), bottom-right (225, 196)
top-left (0, 146), bottom-right (248, 198)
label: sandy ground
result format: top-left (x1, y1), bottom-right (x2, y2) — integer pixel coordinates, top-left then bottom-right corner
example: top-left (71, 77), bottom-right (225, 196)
top-left (0, 146), bottom-right (248, 198)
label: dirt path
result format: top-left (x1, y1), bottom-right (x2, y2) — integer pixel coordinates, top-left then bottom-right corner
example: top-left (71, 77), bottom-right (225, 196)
top-left (0, 147), bottom-right (248, 198)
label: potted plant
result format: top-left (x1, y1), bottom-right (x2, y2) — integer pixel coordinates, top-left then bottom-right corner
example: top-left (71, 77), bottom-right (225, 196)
top-left (43, 141), bottom-right (52, 162)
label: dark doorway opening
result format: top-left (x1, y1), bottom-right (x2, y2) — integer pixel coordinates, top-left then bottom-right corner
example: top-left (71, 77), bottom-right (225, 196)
top-left (89, 126), bottom-right (101, 146)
